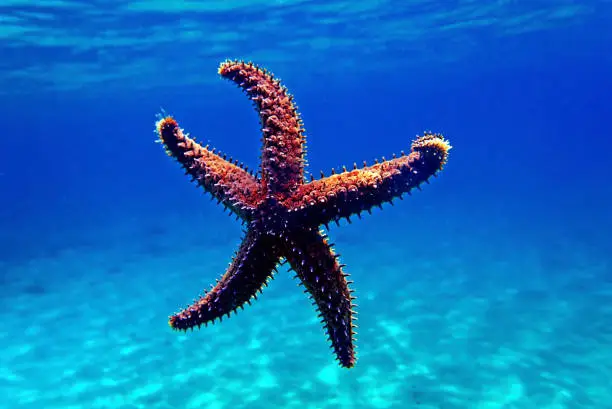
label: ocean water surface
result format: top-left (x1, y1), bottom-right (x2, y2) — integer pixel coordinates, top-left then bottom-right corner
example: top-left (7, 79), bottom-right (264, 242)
top-left (1, 1), bottom-right (611, 408)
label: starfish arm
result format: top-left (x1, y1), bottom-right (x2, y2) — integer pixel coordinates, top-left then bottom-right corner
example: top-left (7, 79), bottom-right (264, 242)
top-left (285, 133), bottom-right (451, 226)
top-left (157, 116), bottom-right (263, 218)
top-left (282, 228), bottom-right (356, 368)
top-left (169, 229), bottom-right (282, 330)
top-left (218, 60), bottom-right (305, 195)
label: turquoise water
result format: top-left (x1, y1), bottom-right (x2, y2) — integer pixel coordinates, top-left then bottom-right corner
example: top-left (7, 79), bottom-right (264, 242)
top-left (1, 1), bottom-right (611, 408)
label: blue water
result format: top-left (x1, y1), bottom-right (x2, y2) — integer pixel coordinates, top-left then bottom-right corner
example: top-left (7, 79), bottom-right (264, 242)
top-left (1, 1), bottom-right (611, 408)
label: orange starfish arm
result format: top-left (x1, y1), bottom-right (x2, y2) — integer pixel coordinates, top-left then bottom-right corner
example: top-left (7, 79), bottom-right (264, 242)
top-left (286, 133), bottom-right (451, 226)
top-left (169, 229), bottom-right (282, 330)
top-left (282, 228), bottom-right (356, 368)
top-left (157, 116), bottom-right (263, 219)
top-left (218, 60), bottom-right (305, 196)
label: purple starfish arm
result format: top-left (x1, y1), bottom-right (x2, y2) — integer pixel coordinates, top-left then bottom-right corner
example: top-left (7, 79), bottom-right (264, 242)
top-left (282, 227), bottom-right (357, 367)
top-left (169, 229), bottom-right (282, 329)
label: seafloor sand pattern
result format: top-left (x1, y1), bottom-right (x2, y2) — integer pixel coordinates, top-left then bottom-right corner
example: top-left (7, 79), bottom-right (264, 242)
top-left (1, 202), bottom-right (610, 409)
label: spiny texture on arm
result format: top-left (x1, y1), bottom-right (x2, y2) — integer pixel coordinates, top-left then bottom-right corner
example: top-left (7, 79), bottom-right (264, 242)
top-left (286, 133), bottom-right (451, 226)
top-left (157, 116), bottom-right (263, 219)
top-left (282, 228), bottom-right (356, 368)
top-left (218, 60), bottom-right (305, 196)
top-left (169, 230), bottom-right (282, 330)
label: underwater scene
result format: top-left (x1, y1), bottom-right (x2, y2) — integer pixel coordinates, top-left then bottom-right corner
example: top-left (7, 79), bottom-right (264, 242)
top-left (1, 1), bottom-right (611, 408)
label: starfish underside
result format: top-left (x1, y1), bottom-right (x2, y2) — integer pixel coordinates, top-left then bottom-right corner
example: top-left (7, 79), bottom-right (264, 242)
top-left (156, 60), bottom-right (451, 368)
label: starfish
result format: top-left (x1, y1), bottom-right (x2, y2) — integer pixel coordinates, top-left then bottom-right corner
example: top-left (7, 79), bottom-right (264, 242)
top-left (156, 60), bottom-right (451, 368)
